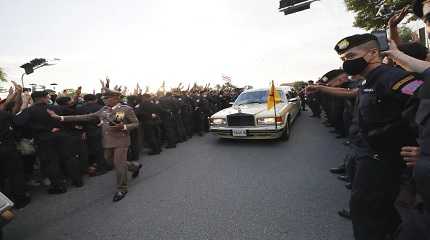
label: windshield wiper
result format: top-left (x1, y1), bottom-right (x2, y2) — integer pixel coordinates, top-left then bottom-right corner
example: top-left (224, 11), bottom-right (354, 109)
top-left (238, 101), bottom-right (263, 105)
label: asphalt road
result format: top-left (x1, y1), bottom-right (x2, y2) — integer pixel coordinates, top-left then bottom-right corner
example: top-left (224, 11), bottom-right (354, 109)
top-left (4, 111), bottom-right (353, 240)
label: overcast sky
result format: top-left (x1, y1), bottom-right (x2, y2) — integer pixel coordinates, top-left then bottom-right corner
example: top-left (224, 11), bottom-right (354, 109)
top-left (0, 0), bottom-right (364, 92)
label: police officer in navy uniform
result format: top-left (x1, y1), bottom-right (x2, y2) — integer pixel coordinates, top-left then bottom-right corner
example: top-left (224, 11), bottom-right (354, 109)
top-left (306, 80), bottom-right (321, 118)
top-left (76, 94), bottom-right (107, 175)
top-left (136, 94), bottom-right (163, 155)
top-left (53, 96), bottom-right (84, 187)
top-left (159, 93), bottom-right (179, 148)
top-left (15, 91), bottom-right (72, 194)
top-left (307, 33), bottom-right (424, 239)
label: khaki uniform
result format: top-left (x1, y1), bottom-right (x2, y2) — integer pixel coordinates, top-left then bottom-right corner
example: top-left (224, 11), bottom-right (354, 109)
top-left (63, 104), bottom-right (140, 191)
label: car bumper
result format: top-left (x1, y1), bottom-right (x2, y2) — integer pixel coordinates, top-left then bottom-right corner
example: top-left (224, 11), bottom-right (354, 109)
top-left (209, 126), bottom-right (285, 139)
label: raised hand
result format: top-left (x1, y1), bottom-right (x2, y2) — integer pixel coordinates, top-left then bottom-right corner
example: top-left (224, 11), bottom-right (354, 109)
top-left (11, 81), bottom-right (22, 92)
top-left (382, 40), bottom-right (400, 60)
top-left (106, 77), bottom-right (110, 88)
top-left (76, 86), bottom-right (82, 96)
top-left (388, 7), bottom-right (409, 28)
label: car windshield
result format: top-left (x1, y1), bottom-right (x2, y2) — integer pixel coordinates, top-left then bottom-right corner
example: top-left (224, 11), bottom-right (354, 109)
top-left (234, 90), bottom-right (284, 106)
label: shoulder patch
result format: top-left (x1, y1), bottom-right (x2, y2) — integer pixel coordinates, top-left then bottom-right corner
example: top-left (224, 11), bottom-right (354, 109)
top-left (400, 80), bottom-right (424, 96)
top-left (391, 75), bottom-right (415, 91)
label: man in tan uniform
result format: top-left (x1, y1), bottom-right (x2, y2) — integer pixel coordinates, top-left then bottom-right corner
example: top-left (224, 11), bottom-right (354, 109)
top-left (48, 89), bottom-right (142, 202)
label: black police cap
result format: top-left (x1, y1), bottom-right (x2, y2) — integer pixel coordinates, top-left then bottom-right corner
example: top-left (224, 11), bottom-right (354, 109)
top-left (31, 90), bottom-right (49, 100)
top-left (102, 88), bottom-right (121, 98)
top-left (56, 96), bottom-right (71, 105)
top-left (321, 69), bottom-right (345, 83)
top-left (334, 34), bottom-right (378, 55)
top-left (83, 94), bottom-right (97, 102)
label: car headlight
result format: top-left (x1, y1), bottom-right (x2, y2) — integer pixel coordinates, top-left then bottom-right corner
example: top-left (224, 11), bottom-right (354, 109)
top-left (257, 117), bottom-right (283, 125)
top-left (210, 118), bottom-right (226, 125)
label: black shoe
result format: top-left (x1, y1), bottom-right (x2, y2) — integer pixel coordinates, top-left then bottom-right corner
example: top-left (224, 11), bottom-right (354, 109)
top-left (95, 169), bottom-right (108, 176)
top-left (337, 175), bottom-right (349, 182)
top-left (72, 180), bottom-right (84, 188)
top-left (132, 163), bottom-right (143, 179)
top-left (113, 191), bottom-right (127, 202)
top-left (330, 167), bottom-right (345, 175)
top-left (338, 209), bottom-right (351, 220)
top-left (165, 145), bottom-right (176, 149)
top-left (48, 186), bottom-right (67, 195)
top-left (345, 183), bottom-right (352, 190)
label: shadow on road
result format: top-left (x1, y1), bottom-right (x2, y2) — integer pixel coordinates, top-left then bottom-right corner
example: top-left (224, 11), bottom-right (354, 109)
top-left (215, 137), bottom-right (285, 147)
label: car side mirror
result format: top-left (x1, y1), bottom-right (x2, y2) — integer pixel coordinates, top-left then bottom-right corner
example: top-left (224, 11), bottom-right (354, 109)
top-left (229, 102), bottom-right (234, 105)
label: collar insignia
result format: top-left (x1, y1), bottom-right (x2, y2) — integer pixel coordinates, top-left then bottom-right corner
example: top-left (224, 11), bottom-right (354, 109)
top-left (322, 76), bottom-right (328, 82)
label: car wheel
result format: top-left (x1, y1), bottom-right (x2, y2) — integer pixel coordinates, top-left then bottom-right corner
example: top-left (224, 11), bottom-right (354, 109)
top-left (280, 118), bottom-right (290, 141)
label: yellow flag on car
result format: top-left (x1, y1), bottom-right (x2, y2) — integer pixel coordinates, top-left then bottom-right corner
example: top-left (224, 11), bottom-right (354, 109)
top-left (267, 80), bottom-right (281, 110)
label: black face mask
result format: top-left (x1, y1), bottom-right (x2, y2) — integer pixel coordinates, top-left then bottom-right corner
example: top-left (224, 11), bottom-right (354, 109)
top-left (342, 57), bottom-right (368, 75)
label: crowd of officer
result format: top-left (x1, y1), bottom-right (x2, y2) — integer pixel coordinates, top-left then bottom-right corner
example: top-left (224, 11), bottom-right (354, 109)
top-left (305, 1), bottom-right (430, 239)
top-left (0, 79), bottom-right (241, 209)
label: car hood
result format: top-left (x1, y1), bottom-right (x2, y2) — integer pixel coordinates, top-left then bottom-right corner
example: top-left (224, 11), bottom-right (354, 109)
top-left (211, 103), bottom-right (284, 118)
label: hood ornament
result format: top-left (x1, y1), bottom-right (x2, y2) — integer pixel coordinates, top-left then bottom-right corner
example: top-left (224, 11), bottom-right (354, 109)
top-left (237, 107), bottom-right (242, 113)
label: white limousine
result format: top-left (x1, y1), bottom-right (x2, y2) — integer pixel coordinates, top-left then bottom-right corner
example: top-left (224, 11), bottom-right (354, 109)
top-left (209, 87), bottom-right (301, 140)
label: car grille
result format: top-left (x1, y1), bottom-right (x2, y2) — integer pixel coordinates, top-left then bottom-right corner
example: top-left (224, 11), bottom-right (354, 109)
top-left (227, 114), bottom-right (255, 127)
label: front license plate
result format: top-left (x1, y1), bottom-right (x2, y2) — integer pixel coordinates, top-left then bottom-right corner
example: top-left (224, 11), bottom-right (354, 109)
top-left (232, 129), bottom-right (247, 137)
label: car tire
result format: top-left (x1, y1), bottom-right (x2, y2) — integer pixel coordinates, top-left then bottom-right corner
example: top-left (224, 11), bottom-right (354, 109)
top-left (280, 118), bottom-right (290, 141)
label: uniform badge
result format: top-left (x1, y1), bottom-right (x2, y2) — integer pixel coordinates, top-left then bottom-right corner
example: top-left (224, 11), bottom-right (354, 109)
top-left (321, 76), bottom-right (328, 83)
top-left (400, 80), bottom-right (424, 95)
top-left (337, 39), bottom-right (350, 50)
top-left (114, 111), bottom-right (125, 122)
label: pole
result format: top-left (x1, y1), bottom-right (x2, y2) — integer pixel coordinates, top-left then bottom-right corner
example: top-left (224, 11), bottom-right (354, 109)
top-left (21, 73), bottom-right (26, 88)
top-left (272, 80), bottom-right (277, 130)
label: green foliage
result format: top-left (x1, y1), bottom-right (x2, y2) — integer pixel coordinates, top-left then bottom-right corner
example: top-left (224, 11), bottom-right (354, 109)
top-left (398, 26), bottom-right (414, 42)
top-left (344, 0), bottom-right (410, 30)
top-left (0, 67), bottom-right (6, 82)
